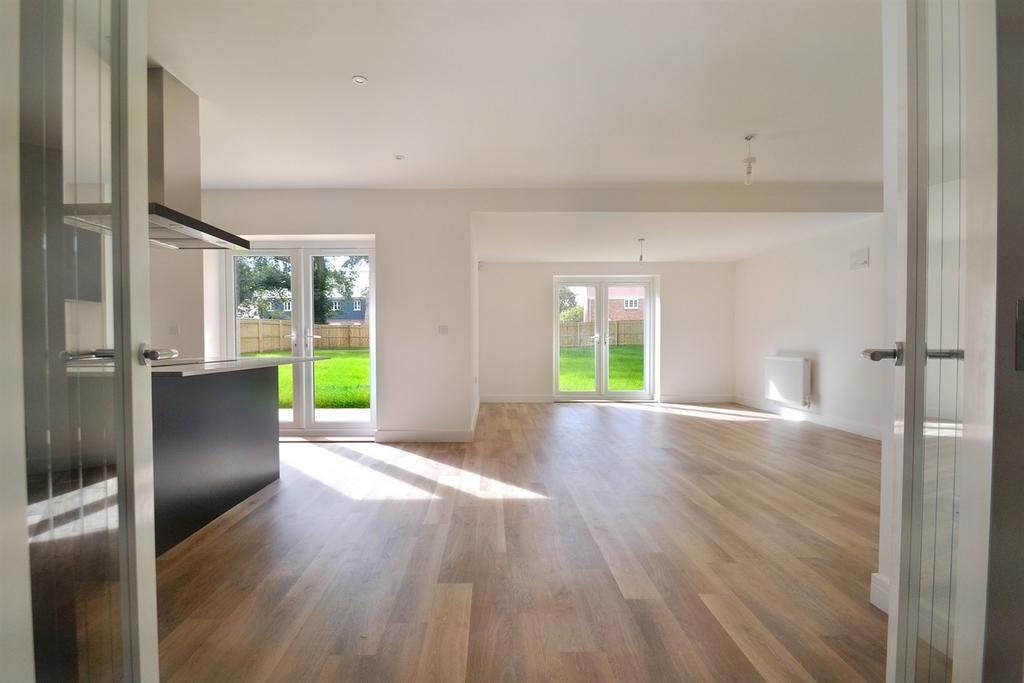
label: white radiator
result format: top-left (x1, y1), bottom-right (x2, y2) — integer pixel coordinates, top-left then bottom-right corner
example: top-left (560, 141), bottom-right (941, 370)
top-left (764, 356), bottom-right (811, 407)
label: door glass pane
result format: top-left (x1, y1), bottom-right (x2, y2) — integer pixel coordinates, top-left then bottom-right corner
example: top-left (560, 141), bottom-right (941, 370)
top-left (22, 0), bottom-right (125, 677)
top-left (311, 255), bottom-right (371, 424)
top-left (606, 284), bottom-right (646, 392)
top-left (558, 285), bottom-right (597, 392)
top-left (913, 0), bottom-right (963, 678)
top-left (233, 255), bottom-right (294, 422)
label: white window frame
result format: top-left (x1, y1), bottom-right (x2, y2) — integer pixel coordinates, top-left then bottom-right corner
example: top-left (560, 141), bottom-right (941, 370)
top-left (552, 276), bottom-right (658, 401)
top-left (283, 300), bottom-right (292, 312)
top-left (352, 299), bottom-right (362, 312)
top-left (330, 300), bottom-right (340, 311)
top-left (223, 240), bottom-right (376, 436)
top-left (623, 298), bottom-right (640, 310)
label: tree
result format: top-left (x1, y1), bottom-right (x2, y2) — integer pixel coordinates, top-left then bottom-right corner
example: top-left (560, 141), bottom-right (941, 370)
top-left (311, 255), bottom-right (370, 324)
top-left (235, 256), bottom-right (291, 318)
top-left (235, 254), bottom-right (370, 324)
top-left (560, 305), bottom-right (584, 322)
top-left (558, 286), bottom-right (577, 312)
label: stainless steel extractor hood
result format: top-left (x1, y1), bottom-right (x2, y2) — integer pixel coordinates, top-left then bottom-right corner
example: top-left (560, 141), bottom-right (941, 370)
top-left (63, 201), bottom-right (250, 250)
top-left (147, 202), bottom-right (248, 250)
top-left (146, 67), bottom-right (248, 250)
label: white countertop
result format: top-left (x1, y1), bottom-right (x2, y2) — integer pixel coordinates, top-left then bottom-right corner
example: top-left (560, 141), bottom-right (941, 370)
top-left (152, 356), bottom-right (325, 377)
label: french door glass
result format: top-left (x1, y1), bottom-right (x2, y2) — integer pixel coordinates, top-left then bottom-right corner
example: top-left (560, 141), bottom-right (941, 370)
top-left (232, 253), bottom-right (297, 424)
top-left (307, 253), bottom-right (373, 428)
top-left (606, 284), bottom-right (648, 392)
top-left (556, 280), bottom-right (651, 399)
top-left (557, 284), bottom-right (598, 393)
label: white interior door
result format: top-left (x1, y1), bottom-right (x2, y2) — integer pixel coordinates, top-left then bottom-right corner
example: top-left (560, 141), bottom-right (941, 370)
top-left (554, 278), bottom-right (654, 400)
top-left (886, 0), bottom-right (994, 679)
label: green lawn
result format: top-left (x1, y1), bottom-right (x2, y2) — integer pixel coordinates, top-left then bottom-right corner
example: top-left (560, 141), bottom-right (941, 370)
top-left (559, 344), bottom-right (644, 392)
top-left (243, 349), bottom-right (371, 409)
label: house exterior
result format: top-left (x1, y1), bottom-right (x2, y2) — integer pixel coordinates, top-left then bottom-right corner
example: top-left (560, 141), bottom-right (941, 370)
top-left (584, 287), bottom-right (645, 322)
top-left (327, 297), bottom-right (367, 324)
top-left (265, 295), bottom-right (367, 324)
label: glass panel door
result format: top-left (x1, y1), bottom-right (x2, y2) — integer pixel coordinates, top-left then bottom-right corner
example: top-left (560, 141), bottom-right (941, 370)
top-left (19, 0), bottom-right (145, 677)
top-left (555, 280), bottom-right (653, 399)
top-left (306, 252), bottom-right (374, 430)
top-left (606, 283), bottom-right (649, 395)
top-left (231, 253), bottom-right (297, 424)
top-left (557, 283), bottom-right (600, 394)
top-left (894, 0), bottom-right (972, 679)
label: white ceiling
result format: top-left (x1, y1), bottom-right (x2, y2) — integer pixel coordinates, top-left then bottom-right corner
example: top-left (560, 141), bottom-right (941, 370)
top-left (473, 212), bottom-right (880, 262)
top-left (149, 1), bottom-right (882, 190)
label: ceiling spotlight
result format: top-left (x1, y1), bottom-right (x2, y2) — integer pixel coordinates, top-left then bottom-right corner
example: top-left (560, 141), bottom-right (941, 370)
top-left (743, 133), bottom-right (757, 186)
top-left (351, 74), bottom-right (368, 84)
top-left (393, 154), bottom-right (406, 161)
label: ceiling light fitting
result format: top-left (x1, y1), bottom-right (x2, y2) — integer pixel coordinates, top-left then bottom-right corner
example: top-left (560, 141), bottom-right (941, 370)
top-left (743, 133), bottom-right (757, 186)
top-left (351, 74), bottom-right (368, 84)
top-left (638, 238), bottom-right (646, 263)
top-left (393, 154), bottom-right (406, 161)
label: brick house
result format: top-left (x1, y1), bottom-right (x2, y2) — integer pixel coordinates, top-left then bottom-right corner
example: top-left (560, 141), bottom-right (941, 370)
top-left (585, 286), bottom-right (645, 321)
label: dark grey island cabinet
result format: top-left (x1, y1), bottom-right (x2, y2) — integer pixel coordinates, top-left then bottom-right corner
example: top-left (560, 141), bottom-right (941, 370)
top-left (151, 357), bottom-right (319, 555)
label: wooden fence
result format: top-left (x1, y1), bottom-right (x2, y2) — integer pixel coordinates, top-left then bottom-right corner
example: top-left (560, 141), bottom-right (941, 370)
top-left (559, 320), bottom-right (644, 347)
top-left (237, 318), bottom-right (369, 353)
top-left (238, 318), bottom-right (637, 352)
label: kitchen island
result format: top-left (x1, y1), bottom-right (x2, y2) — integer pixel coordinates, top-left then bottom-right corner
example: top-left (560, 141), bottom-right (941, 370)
top-left (151, 356), bottom-right (321, 555)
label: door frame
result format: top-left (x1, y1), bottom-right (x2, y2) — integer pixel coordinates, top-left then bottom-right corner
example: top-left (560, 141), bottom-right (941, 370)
top-left (296, 247), bottom-right (376, 436)
top-left (223, 242), bottom-right (377, 436)
top-left (552, 276), bottom-right (657, 401)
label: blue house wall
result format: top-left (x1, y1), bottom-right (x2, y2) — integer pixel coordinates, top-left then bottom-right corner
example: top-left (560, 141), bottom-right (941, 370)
top-left (265, 297), bottom-right (366, 322)
top-left (327, 297), bottom-right (367, 322)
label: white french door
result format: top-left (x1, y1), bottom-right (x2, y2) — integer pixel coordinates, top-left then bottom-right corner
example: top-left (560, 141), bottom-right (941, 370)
top-left (553, 278), bottom-right (655, 400)
top-left (226, 245), bottom-right (375, 436)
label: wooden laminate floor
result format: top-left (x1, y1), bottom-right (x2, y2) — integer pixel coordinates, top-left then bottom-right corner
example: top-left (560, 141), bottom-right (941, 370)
top-left (157, 403), bottom-right (887, 682)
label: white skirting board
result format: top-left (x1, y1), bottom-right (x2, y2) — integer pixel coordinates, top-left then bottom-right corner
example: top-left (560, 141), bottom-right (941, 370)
top-left (374, 428), bottom-right (476, 443)
top-left (480, 395), bottom-right (554, 403)
top-left (870, 572), bottom-right (890, 613)
top-left (734, 395), bottom-right (884, 440)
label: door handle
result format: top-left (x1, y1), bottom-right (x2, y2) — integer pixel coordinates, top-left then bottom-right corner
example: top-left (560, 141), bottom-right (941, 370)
top-left (926, 348), bottom-right (964, 360)
top-left (862, 341), bottom-right (905, 366)
top-left (60, 348), bottom-right (115, 362)
top-left (138, 345), bottom-right (179, 365)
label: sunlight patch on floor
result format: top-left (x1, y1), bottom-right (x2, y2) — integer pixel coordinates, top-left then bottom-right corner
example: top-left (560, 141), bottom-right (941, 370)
top-left (281, 443), bottom-right (438, 500)
top-left (593, 402), bottom-right (776, 422)
top-left (345, 443), bottom-right (548, 500)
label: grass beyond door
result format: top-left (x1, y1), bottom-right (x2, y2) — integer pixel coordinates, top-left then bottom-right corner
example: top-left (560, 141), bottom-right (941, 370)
top-left (243, 349), bottom-right (371, 408)
top-left (559, 344), bottom-right (644, 392)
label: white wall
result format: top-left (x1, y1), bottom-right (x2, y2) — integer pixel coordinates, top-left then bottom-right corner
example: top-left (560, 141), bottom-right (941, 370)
top-left (734, 216), bottom-right (888, 438)
top-left (149, 248), bottom-right (205, 358)
top-left (204, 184), bottom-right (877, 440)
top-left (479, 261), bottom-right (735, 402)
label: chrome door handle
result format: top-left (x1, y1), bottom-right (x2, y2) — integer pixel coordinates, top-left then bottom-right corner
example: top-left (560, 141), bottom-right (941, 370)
top-left (60, 348), bottom-right (115, 362)
top-left (927, 348), bottom-right (964, 360)
top-left (862, 341), bottom-right (905, 366)
top-left (138, 345), bottom-right (179, 365)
